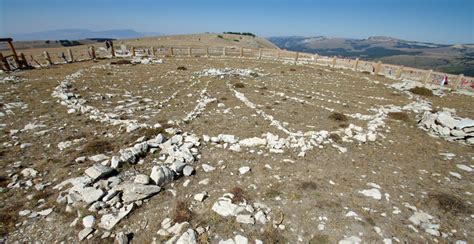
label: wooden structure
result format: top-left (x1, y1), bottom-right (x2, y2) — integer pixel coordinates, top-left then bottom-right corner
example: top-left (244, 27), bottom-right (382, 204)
top-left (0, 37), bottom-right (31, 70)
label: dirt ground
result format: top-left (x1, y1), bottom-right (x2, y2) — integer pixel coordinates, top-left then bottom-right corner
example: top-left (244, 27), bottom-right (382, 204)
top-left (0, 55), bottom-right (473, 243)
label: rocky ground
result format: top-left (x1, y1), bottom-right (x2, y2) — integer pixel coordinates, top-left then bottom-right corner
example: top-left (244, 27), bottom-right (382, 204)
top-left (0, 55), bottom-right (473, 243)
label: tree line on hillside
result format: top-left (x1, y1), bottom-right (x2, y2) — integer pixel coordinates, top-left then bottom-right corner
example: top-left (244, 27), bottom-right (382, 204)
top-left (223, 32), bottom-right (256, 37)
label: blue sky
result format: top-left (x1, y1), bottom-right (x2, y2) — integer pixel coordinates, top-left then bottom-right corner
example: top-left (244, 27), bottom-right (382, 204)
top-left (0, 0), bottom-right (473, 44)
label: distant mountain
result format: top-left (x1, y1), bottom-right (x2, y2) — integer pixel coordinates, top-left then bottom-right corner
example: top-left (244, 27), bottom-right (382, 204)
top-left (267, 36), bottom-right (474, 76)
top-left (9, 29), bottom-right (163, 41)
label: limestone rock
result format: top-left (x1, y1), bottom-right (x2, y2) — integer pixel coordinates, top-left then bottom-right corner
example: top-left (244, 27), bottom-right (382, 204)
top-left (98, 203), bottom-right (134, 230)
top-left (150, 166), bottom-right (175, 186)
top-left (116, 183), bottom-right (161, 203)
top-left (85, 163), bottom-right (114, 181)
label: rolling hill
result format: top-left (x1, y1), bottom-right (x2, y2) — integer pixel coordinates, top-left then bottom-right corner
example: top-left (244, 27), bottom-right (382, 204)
top-left (268, 36), bottom-right (474, 76)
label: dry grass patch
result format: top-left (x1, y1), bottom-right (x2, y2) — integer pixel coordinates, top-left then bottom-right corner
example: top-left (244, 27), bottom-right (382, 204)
top-left (328, 112), bottom-right (348, 122)
top-left (82, 139), bottom-right (113, 155)
top-left (429, 193), bottom-right (472, 215)
top-left (172, 201), bottom-right (193, 224)
top-left (329, 133), bottom-right (342, 143)
top-left (110, 60), bottom-right (132, 65)
top-left (230, 187), bottom-right (247, 204)
top-left (233, 82), bottom-right (245, 89)
top-left (298, 181), bottom-right (318, 191)
top-left (409, 86), bottom-right (433, 96)
top-left (177, 66), bottom-right (187, 71)
top-left (388, 112), bottom-right (410, 122)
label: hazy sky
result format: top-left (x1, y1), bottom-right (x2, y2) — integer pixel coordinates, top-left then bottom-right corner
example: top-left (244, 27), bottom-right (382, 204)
top-left (0, 0), bottom-right (473, 44)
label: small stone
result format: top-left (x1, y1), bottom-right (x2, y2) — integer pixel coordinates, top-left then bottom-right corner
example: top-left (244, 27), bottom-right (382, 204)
top-left (21, 168), bottom-right (38, 178)
top-left (88, 154), bottom-right (109, 162)
top-left (449, 172), bottom-right (462, 179)
top-left (239, 166), bottom-right (250, 175)
top-left (236, 214), bottom-right (255, 225)
top-left (83, 215), bottom-right (95, 228)
top-left (134, 174), bottom-right (150, 185)
top-left (202, 164), bottom-right (215, 172)
top-left (359, 188), bottom-right (382, 200)
top-left (78, 227), bottom-right (94, 241)
top-left (194, 192), bottom-right (208, 202)
top-left (115, 231), bottom-right (129, 244)
top-left (234, 235), bottom-right (248, 244)
top-left (456, 164), bottom-right (472, 172)
top-left (19, 210), bottom-right (31, 216)
top-left (176, 228), bottom-right (197, 244)
top-left (183, 166), bottom-right (194, 176)
top-left (85, 163), bottom-right (114, 181)
top-left (150, 166), bottom-right (175, 186)
top-left (37, 208), bottom-right (53, 216)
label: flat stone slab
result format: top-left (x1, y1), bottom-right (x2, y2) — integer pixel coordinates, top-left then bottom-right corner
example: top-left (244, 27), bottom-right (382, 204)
top-left (115, 182), bottom-right (161, 203)
top-left (85, 163), bottom-right (114, 181)
top-left (98, 203), bottom-right (134, 230)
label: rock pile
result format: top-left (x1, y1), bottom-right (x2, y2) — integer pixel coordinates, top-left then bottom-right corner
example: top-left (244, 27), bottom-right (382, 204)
top-left (195, 68), bottom-right (264, 78)
top-left (53, 130), bottom-right (201, 240)
top-left (418, 110), bottom-right (474, 144)
top-left (130, 57), bottom-right (163, 65)
top-left (52, 69), bottom-right (149, 133)
top-left (211, 193), bottom-right (272, 226)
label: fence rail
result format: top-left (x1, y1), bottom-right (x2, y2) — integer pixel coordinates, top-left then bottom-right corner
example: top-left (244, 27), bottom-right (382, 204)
top-left (1, 44), bottom-right (473, 91)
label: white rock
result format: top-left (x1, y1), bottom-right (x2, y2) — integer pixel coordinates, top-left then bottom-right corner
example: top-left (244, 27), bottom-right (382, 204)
top-left (183, 166), bottom-right (194, 176)
top-left (78, 187), bottom-right (105, 204)
top-left (239, 137), bottom-right (267, 147)
top-left (449, 172), bottom-right (462, 179)
top-left (202, 164), bottom-right (215, 172)
top-left (436, 112), bottom-right (458, 129)
top-left (115, 183), bottom-right (161, 203)
top-left (88, 154), bottom-right (109, 162)
top-left (212, 198), bottom-right (245, 217)
top-left (339, 236), bottom-right (362, 244)
top-left (78, 227), bottom-right (94, 241)
top-left (85, 163), bottom-right (114, 181)
top-left (98, 203), bottom-right (133, 230)
top-left (236, 214), bottom-right (255, 225)
top-left (234, 235), bottom-right (248, 244)
top-left (37, 208), bottom-right (53, 216)
top-left (194, 192), bottom-right (208, 202)
top-left (176, 228), bottom-right (197, 244)
top-left (83, 215), bottom-right (95, 228)
top-left (21, 168), bottom-right (38, 178)
top-left (150, 166), bottom-right (175, 186)
top-left (239, 166), bottom-right (250, 175)
top-left (359, 188), bottom-right (382, 200)
top-left (134, 174), bottom-right (150, 184)
top-left (456, 164), bottom-right (472, 172)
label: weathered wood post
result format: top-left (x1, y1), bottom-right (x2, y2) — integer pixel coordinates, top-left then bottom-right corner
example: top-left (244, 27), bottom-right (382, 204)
top-left (313, 54), bottom-right (319, 63)
top-left (0, 53), bottom-right (11, 71)
top-left (110, 44), bottom-right (115, 57)
top-left (258, 48), bottom-right (262, 59)
top-left (455, 74), bottom-right (465, 88)
top-left (240, 47), bottom-right (243, 58)
top-left (222, 47), bottom-right (226, 57)
top-left (206, 47), bottom-right (209, 57)
top-left (151, 46), bottom-right (155, 57)
top-left (294, 52), bottom-right (299, 64)
top-left (423, 70), bottom-right (433, 84)
top-left (169, 47), bottom-right (174, 56)
top-left (395, 66), bottom-right (404, 79)
top-left (332, 56), bottom-right (337, 67)
top-left (43, 51), bottom-right (53, 66)
top-left (89, 46), bottom-right (96, 59)
top-left (374, 61), bottom-right (382, 75)
top-left (19, 53), bottom-right (29, 68)
top-left (6, 40), bottom-right (20, 68)
top-left (354, 58), bottom-right (360, 71)
top-left (131, 47), bottom-right (135, 57)
top-left (67, 49), bottom-right (74, 63)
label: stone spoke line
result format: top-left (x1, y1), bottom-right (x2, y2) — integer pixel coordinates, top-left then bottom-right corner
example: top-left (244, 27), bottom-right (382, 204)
top-left (178, 80), bottom-right (216, 124)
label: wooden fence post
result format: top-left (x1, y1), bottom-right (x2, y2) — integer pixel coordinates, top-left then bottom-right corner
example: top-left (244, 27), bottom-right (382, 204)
top-left (110, 44), bottom-right (115, 57)
top-left (455, 74), bottom-right (464, 88)
top-left (131, 47), bottom-right (135, 57)
top-left (258, 48), bottom-right (262, 59)
top-left (294, 52), bottom-right (299, 64)
top-left (240, 47), bottom-right (243, 57)
top-left (19, 53), bottom-right (29, 68)
top-left (67, 49), bottom-right (74, 63)
top-left (354, 58), bottom-right (359, 71)
top-left (7, 40), bottom-right (20, 68)
top-left (206, 47), bottom-right (209, 57)
top-left (332, 56), bottom-right (337, 67)
top-left (169, 47), bottom-right (174, 56)
top-left (89, 46), bottom-right (96, 59)
top-left (222, 47), bottom-right (226, 57)
top-left (276, 50), bottom-right (280, 59)
top-left (188, 47), bottom-right (192, 57)
top-left (374, 61), bottom-right (382, 75)
top-left (395, 66), bottom-right (404, 79)
top-left (423, 70), bottom-right (433, 84)
top-left (43, 51), bottom-right (52, 66)
top-left (0, 53), bottom-right (11, 71)
top-left (313, 54), bottom-right (318, 63)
